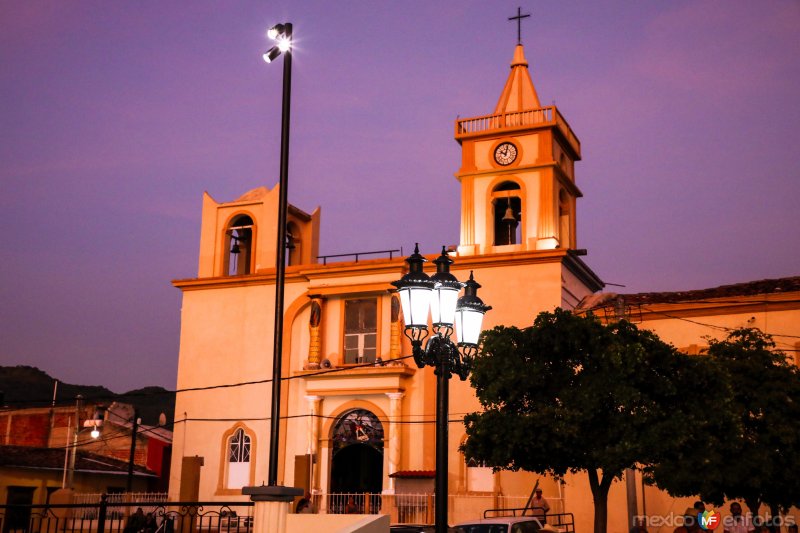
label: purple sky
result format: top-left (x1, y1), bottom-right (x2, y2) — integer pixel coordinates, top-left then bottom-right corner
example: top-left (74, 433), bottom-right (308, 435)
top-left (2, 1), bottom-right (798, 393)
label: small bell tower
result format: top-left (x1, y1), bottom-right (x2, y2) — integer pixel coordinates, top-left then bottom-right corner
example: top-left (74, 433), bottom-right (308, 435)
top-left (454, 42), bottom-right (582, 256)
top-left (196, 186), bottom-right (320, 278)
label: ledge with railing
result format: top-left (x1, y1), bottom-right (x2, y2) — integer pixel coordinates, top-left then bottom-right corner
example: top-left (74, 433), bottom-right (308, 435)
top-left (455, 106), bottom-right (580, 155)
top-left (316, 248), bottom-right (402, 266)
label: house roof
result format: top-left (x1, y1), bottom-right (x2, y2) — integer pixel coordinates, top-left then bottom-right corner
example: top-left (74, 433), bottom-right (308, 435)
top-left (578, 276), bottom-right (800, 310)
top-left (0, 445), bottom-right (156, 477)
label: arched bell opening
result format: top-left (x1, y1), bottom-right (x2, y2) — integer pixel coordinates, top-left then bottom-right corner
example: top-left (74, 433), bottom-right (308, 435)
top-left (491, 181), bottom-right (522, 246)
top-left (224, 215), bottom-right (254, 276)
top-left (286, 221), bottom-right (301, 266)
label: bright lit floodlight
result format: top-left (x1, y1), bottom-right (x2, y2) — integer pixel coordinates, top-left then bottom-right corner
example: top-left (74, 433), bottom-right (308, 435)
top-left (277, 37), bottom-right (291, 52)
top-left (263, 47), bottom-right (281, 64)
top-left (267, 24), bottom-right (285, 40)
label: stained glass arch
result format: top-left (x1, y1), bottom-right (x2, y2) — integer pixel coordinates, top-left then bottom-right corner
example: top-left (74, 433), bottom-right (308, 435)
top-left (331, 409), bottom-right (384, 454)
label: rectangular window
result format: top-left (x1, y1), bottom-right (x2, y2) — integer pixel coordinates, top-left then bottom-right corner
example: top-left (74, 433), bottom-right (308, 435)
top-left (344, 299), bottom-right (378, 364)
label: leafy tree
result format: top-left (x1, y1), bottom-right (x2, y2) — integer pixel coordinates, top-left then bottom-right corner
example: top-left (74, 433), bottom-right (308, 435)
top-left (647, 328), bottom-right (800, 516)
top-left (461, 309), bottom-right (725, 533)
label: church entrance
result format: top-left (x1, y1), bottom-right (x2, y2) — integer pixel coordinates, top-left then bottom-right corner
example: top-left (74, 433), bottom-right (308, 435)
top-left (329, 409), bottom-right (384, 512)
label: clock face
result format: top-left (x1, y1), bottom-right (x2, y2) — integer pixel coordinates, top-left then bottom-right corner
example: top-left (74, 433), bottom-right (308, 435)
top-left (494, 142), bottom-right (518, 166)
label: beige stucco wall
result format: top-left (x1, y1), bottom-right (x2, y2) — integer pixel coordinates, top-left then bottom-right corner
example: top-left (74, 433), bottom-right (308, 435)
top-left (168, 247), bottom-right (595, 503)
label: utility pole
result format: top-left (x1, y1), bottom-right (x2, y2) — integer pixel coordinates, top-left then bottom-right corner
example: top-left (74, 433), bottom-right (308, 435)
top-left (126, 408), bottom-right (139, 492)
top-left (66, 395), bottom-right (83, 488)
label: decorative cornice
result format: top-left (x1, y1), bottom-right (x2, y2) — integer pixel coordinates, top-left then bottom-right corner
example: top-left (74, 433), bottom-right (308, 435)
top-left (173, 248), bottom-right (604, 293)
top-left (296, 365), bottom-right (416, 381)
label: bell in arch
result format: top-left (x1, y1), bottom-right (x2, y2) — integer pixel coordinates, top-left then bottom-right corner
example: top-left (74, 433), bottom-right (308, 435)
top-left (497, 199), bottom-right (519, 245)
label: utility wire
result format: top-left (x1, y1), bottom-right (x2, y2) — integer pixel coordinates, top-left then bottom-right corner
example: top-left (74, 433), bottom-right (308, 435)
top-left (0, 355), bottom-right (418, 407)
top-left (637, 305), bottom-right (800, 340)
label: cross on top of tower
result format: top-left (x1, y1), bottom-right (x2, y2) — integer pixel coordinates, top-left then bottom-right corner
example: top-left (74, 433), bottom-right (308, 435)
top-left (508, 6), bottom-right (531, 45)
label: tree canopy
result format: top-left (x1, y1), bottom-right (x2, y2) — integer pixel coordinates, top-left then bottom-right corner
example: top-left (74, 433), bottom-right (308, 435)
top-left (646, 328), bottom-right (800, 515)
top-left (461, 309), bottom-right (728, 533)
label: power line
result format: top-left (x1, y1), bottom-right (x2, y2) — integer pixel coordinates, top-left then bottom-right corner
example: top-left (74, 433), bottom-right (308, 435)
top-left (637, 305), bottom-right (800, 340)
top-left (0, 355), bottom-right (418, 407)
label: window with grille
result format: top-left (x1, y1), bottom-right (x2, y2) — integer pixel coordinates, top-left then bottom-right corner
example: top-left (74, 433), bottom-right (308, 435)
top-left (344, 299), bottom-right (377, 364)
top-left (226, 428), bottom-right (251, 489)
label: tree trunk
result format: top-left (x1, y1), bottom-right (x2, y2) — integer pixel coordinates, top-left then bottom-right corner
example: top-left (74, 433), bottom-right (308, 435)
top-left (768, 504), bottom-right (780, 533)
top-left (588, 469), bottom-right (614, 533)
top-left (744, 496), bottom-right (761, 522)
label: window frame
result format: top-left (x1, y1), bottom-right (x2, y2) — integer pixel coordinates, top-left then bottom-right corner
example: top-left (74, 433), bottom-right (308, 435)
top-left (216, 424), bottom-right (256, 495)
top-left (340, 297), bottom-right (381, 365)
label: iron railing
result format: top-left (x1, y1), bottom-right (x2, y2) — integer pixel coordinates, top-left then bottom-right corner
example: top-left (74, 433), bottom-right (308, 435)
top-left (0, 499), bottom-right (254, 533)
top-left (0, 493), bottom-right (565, 531)
top-left (455, 106), bottom-right (581, 154)
top-left (317, 249), bottom-right (402, 265)
top-left (316, 492), bottom-right (565, 525)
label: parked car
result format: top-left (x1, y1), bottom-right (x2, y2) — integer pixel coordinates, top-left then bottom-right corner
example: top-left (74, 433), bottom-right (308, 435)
top-left (452, 516), bottom-right (546, 533)
top-left (389, 526), bottom-right (458, 533)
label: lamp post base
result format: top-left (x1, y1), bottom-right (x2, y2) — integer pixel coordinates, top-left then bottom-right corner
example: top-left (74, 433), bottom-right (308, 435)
top-left (243, 485), bottom-right (303, 533)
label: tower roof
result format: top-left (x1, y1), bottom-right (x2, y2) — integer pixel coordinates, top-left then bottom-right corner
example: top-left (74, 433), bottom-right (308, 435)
top-left (493, 44), bottom-right (541, 114)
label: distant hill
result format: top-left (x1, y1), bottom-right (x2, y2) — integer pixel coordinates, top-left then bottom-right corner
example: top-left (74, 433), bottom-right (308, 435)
top-left (0, 365), bottom-right (175, 427)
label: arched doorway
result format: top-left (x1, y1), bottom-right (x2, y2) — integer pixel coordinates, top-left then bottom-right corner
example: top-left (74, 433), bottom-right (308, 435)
top-left (330, 409), bottom-right (384, 509)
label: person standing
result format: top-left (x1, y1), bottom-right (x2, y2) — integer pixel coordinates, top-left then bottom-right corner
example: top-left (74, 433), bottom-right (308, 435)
top-left (724, 503), bottom-right (755, 533)
top-left (531, 488), bottom-right (551, 518)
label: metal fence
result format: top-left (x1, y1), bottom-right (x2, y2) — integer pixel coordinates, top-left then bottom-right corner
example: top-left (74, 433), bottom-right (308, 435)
top-left (69, 494), bottom-right (170, 520)
top-left (0, 493), bottom-right (564, 532)
top-left (0, 499), bottom-right (254, 533)
top-left (317, 492), bottom-right (565, 525)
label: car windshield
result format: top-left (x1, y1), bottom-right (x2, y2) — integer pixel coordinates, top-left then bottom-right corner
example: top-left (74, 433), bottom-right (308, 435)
top-left (453, 526), bottom-right (508, 533)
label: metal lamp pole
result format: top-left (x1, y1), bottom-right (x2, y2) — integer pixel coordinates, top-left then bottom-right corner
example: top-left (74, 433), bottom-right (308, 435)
top-left (392, 245), bottom-right (491, 533)
top-left (241, 20), bottom-right (304, 511)
top-left (267, 21), bottom-right (292, 488)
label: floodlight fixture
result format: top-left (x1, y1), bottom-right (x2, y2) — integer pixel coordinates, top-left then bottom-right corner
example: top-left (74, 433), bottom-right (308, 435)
top-left (267, 24), bottom-right (286, 40)
top-left (263, 46), bottom-right (281, 64)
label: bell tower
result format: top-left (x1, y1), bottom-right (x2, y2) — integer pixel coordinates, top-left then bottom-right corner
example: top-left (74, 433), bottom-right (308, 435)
top-left (455, 44), bottom-right (582, 256)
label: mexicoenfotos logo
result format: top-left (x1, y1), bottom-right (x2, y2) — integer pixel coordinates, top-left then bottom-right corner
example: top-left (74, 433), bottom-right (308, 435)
top-left (699, 510), bottom-right (721, 530)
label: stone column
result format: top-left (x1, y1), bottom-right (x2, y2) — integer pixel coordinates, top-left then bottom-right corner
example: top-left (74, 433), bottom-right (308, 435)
top-left (536, 173), bottom-right (558, 250)
top-left (305, 395), bottom-right (322, 491)
top-left (385, 392), bottom-right (405, 493)
top-left (389, 294), bottom-right (402, 359)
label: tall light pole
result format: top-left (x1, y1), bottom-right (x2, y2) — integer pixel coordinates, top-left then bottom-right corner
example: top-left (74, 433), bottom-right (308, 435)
top-left (264, 20), bottom-right (292, 490)
top-left (241, 24), bottom-right (303, 510)
top-left (392, 245), bottom-right (491, 533)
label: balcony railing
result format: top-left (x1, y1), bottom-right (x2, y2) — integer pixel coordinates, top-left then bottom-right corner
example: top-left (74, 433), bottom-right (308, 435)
top-left (455, 106), bottom-right (580, 154)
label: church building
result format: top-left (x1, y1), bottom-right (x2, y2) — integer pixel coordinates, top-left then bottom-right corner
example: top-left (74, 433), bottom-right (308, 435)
top-left (167, 40), bottom-right (800, 533)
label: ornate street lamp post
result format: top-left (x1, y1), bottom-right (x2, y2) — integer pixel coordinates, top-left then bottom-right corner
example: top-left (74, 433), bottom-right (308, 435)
top-left (392, 245), bottom-right (491, 533)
